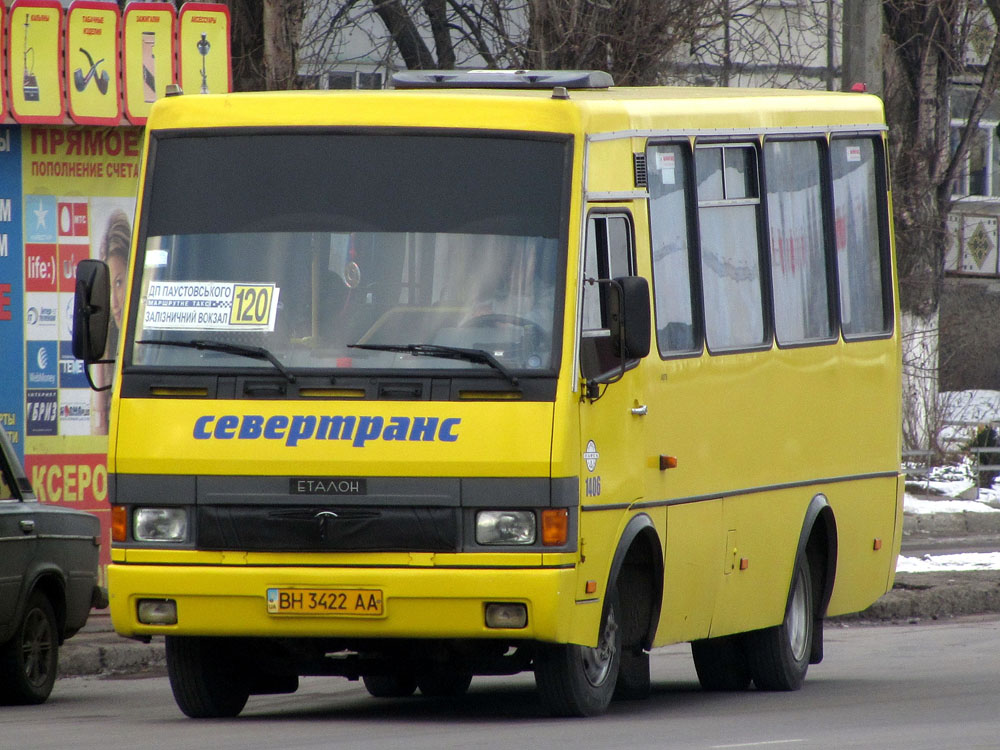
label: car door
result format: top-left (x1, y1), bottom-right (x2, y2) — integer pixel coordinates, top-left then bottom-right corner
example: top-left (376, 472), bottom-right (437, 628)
top-left (0, 429), bottom-right (37, 637)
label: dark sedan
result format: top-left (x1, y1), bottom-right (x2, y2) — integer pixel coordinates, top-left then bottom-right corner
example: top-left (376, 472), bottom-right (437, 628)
top-left (0, 425), bottom-right (107, 704)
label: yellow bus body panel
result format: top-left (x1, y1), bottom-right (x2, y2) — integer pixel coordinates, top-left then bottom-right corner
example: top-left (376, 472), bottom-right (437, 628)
top-left (108, 85), bottom-right (901, 655)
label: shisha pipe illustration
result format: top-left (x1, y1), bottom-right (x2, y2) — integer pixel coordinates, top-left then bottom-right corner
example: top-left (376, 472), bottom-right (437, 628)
top-left (22, 18), bottom-right (39, 102)
top-left (197, 32), bottom-right (211, 94)
top-left (74, 48), bottom-right (110, 95)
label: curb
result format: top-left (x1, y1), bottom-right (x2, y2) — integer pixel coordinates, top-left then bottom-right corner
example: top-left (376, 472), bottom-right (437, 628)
top-left (59, 635), bottom-right (165, 679)
top-left (843, 570), bottom-right (1000, 623)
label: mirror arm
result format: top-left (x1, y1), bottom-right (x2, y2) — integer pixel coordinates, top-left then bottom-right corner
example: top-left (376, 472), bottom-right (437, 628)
top-left (83, 361), bottom-right (115, 392)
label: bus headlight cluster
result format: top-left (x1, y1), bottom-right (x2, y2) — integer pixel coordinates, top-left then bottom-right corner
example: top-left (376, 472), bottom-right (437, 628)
top-left (476, 510), bottom-right (535, 545)
top-left (134, 508), bottom-right (188, 543)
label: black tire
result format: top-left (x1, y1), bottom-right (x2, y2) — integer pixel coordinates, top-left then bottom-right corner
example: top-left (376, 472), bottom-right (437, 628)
top-left (614, 648), bottom-right (650, 700)
top-left (534, 591), bottom-right (621, 717)
top-left (417, 669), bottom-right (473, 698)
top-left (363, 673), bottom-right (417, 698)
top-left (0, 591), bottom-right (59, 705)
top-left (166, 636), bottom-right (250, 718)
top-left (691, 634), bottom-right (751, 691)
top-left (745, 555), bottom-right (814, 691)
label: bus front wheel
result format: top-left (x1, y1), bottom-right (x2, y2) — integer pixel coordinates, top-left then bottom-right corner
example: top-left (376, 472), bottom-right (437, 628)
top-left (534, 591), bottom-right (621, 717)
top-left (745, 555), bottom-right (814, 691)
top-left (166, 636), bottom-right (250, 718)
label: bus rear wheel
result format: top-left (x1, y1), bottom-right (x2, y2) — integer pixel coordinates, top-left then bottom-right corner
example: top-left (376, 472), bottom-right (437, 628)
top-left (745, 555), bottom-right (814, 691)
top-left (166, 636), bottom-right (250, 718)
top-left (691, 634), bottom-right (751, 691)
top-left (363, 673), bottom-right (417, 698)
top-left (417, 668), bottom-right (473, 697)
top-left (534, 591), bottom-right (621, 717)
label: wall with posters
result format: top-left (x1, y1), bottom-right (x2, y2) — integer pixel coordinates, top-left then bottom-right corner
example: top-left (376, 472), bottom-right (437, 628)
top-left (0, 1), bottom-right (231, 576)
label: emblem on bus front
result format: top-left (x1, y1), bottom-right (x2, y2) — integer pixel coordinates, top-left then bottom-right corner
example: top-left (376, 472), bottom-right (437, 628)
top-left (584, 440), bottom-right (600, 472)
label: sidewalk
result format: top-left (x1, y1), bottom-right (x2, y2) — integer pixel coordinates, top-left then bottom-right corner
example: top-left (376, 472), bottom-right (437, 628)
top-left (59, 613), bottom-right (165, 678)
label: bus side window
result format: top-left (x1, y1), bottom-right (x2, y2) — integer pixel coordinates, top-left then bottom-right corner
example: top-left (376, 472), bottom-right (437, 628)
top-left (763, 139), bottom-right (835, 345)
top-left (696, 144), bottom-right (768, 352)
top-left (580, 214), bottom-right (634, 380)
top-left (831, 137), bottom-right (892, 338)
top-left (648, 143), bottom-right (699, 355)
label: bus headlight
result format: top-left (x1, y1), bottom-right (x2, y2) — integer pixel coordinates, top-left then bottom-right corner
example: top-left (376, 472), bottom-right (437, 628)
top-left (134, 508), bottom-right (188, 543)
top-left (476, 510), bottom-right (535, 545)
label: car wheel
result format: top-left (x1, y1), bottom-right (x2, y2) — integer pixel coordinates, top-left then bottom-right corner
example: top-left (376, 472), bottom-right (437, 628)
top-left (0, 591), bottom-right (60, 705)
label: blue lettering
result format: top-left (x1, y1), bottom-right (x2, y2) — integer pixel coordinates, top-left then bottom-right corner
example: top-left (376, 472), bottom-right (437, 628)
top-left (383, 416), bottom-right (410, 441)
top-left (287, 415), bottom-right (317, 447)
top-left (192, 414), bottom-right (462, 445)
top-left (409, 417), bottom-right (438, 442)
top-left (214, 415), bottom-right (239, 439)
top-left (265, 415), bottom-right (288, 440)
top-left (239, 415), bottom-right (264, 439)
top-left (317, 415), bottom-right (355, 440)
top-left (439, 417), bottom-right (460, 442)
top-left (193, 415), bottom-right (213, 439)
top-left (353, 416), bottom-right (383, 447)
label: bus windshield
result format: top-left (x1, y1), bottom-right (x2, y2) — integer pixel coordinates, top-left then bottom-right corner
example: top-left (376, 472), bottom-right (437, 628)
top-left (127, 131), bottom-right (569, 376)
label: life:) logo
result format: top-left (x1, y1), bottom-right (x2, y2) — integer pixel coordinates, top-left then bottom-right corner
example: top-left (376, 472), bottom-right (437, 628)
top-left (27, 254), bottom-right (54, 281)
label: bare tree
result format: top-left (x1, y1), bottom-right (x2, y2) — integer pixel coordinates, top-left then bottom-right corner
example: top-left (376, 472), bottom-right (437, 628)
top-left (884, 0), bottom-right (1000, 316)
top-left (523, 0), bottom-right (703, 85)
top-left (672, 0), bottom-right (836, 89)
top-left (881, 0), bottom-right (1000, 450)
top-left (210, 0), bottom-right (307, 91)
top-left (296, 1), bottom-right (707, 87)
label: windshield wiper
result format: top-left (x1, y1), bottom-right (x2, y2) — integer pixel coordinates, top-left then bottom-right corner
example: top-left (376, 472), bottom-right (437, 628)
top-left (136, 339), bottom-right (296, 383)
top-left (348, 343), bottom-right (519, 387)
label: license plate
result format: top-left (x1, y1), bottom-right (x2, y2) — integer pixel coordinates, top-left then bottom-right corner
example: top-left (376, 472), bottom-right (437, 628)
top-left (266, 588), bottom-right (384, 616)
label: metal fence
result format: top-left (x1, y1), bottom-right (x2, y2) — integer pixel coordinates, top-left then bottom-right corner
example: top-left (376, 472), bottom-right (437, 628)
top-left (903, 446), bottom-right (1000, 498)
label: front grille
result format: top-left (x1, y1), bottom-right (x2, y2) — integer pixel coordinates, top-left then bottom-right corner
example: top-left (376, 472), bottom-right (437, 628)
top-left (197, 505), bottom-right (459, 552)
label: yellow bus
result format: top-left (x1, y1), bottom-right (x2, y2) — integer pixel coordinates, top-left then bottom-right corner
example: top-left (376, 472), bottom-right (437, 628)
top-left (73, 70), bottom-right (902, 718)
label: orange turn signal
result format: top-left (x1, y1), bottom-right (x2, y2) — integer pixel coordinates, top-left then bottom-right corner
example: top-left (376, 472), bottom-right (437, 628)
top-left (541, 508), bottom-right (569, 546)
top-left (111, 505), bottom-right (128, 542)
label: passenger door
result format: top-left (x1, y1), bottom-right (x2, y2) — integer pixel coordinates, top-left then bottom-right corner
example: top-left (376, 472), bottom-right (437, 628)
top-left (575, 212), bottom-right (647, 595)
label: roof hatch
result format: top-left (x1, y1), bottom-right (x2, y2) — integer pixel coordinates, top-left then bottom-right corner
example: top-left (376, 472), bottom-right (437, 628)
top-left (391, 69), bottom-right (615, 90)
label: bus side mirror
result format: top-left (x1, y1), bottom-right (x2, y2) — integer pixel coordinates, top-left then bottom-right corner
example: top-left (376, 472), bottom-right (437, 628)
top-left (72, 259), bottom-right (111, 363)
top-left (609, 276), bottom-right (651, 360)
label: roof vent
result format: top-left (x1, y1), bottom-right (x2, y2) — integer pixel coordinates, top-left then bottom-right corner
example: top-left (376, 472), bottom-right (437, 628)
top-left (392, 69), bottom-right (614, 90)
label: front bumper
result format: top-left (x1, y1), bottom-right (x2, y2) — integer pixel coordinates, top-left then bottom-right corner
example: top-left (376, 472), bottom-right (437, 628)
top-left (108, 562), bottom-right (583, 643)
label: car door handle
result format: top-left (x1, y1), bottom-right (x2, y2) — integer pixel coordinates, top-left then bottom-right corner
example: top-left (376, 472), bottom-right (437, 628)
top-left (19, 519), bottom-right (35, 534)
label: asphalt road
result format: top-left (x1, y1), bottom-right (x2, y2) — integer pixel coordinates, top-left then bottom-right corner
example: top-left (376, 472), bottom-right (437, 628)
top-left (10, 616), bottom-right (1000, 750)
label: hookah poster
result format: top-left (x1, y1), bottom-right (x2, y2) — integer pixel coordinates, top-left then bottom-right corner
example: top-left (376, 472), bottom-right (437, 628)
top-left (1, 0), bottom-right (231, 127)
